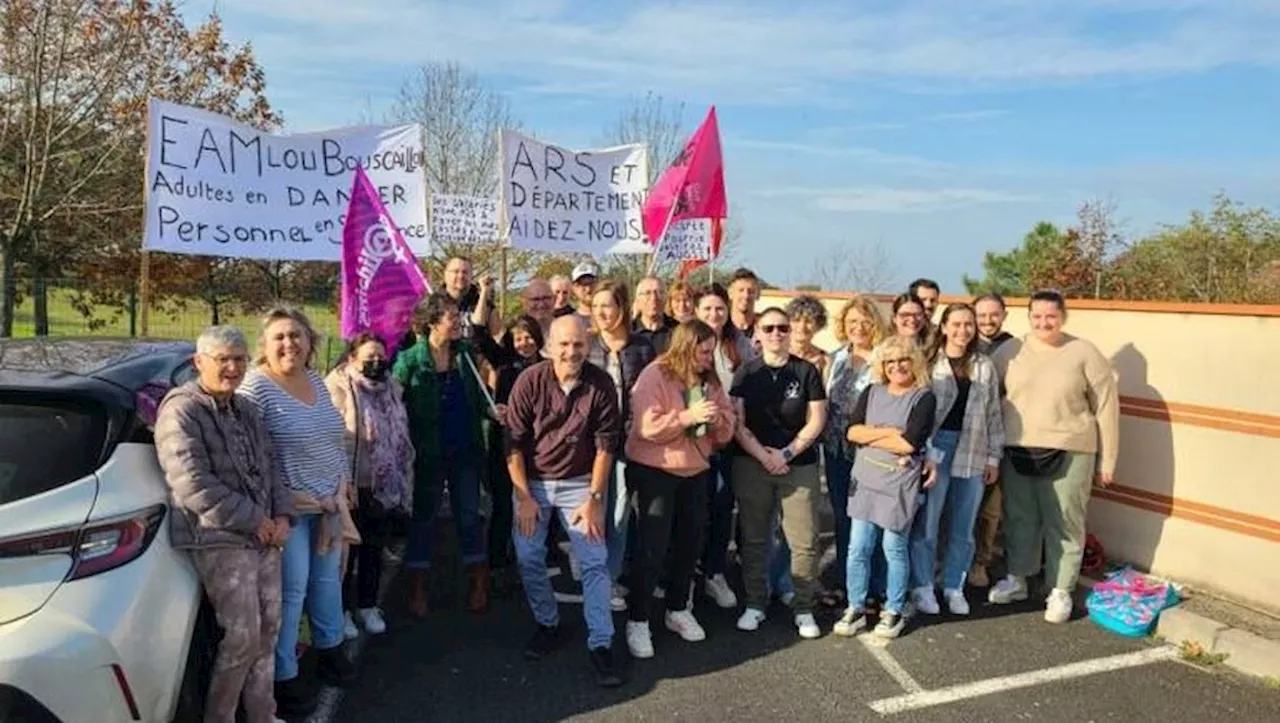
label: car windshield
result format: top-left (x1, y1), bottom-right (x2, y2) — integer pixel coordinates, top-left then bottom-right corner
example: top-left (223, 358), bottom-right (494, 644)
top-left (0, 396), bottom-right (107, 506)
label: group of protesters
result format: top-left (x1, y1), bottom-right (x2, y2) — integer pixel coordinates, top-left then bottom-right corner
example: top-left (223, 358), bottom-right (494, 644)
top-left (153, 256), bottom-right (1120, 722)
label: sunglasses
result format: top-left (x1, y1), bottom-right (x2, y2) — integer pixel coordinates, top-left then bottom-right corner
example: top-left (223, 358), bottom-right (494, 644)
top-left (760, 324), bottom-right (790, 334)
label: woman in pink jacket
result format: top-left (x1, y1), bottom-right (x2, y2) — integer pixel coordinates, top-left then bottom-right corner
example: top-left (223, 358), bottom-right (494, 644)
top-left (622, 320), bottom-right (737, 660)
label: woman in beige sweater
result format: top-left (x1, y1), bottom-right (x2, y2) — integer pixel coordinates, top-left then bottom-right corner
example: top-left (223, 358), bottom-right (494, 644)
top-left (987, 290), bottom-right (1119, 623)
top-left (622, 320), bottom-right (736, 659)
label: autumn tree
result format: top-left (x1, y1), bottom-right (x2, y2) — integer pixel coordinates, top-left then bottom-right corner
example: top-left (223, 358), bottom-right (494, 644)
top-left (0, 1), bottom-right (279, 335)
top-left (964, 221), bottom-right (1094, 296)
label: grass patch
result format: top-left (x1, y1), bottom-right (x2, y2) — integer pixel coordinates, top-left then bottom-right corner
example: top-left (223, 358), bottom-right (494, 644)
top-left (10, 287), bottom-right (347, 370)
top-left (1178, 640), bottom-right (1229, 667)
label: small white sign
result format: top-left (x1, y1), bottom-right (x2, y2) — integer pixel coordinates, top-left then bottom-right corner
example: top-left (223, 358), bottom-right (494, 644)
top-left (657, 218), bottom-right (714, 261)
top-left (430, 193), bottom-right (499, 245)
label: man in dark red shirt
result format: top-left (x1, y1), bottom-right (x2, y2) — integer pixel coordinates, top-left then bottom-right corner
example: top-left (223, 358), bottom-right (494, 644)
top-left (505, 315), bottom-right (624, 687)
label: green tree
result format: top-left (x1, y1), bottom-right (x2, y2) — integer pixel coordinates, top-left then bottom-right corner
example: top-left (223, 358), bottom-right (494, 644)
top-left (964, 221), bottom-right (1092, 296)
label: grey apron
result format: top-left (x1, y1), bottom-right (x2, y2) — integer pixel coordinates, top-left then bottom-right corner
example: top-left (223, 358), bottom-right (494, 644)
top-left (847, 385), bottom-right (929, 533)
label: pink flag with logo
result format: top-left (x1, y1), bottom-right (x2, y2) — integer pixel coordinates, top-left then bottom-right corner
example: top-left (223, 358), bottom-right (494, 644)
top-left (339, 166), bottom-right (430, 354)
top-left (642, 106), bottom-right (727, 247)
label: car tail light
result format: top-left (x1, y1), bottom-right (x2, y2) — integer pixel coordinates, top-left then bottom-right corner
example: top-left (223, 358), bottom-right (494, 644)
top-left (0, 505), bottom-right (166, 581)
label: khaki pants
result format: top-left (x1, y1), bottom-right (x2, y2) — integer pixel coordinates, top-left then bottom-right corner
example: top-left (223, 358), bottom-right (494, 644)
top-left (732, 457), bottom-right (820, 614)
top-left (1001, 451), bottom-right (1095, 592)
top-left (973, 482), bottom-right (1003, 568)
top-left (192, 547), bottom-right (283, 723)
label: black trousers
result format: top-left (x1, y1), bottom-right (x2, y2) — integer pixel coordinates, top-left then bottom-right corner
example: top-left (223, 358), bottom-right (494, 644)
top-left (625, 462), bottom-right (709, 623)
top-left (345, 487), bottom-right (390, 610)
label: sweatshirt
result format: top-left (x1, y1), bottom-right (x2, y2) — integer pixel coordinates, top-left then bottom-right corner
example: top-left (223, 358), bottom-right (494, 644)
top-left (996, 333), bottom-right (1120, 475)
top-left (624, 362), bottom-right (736, 478)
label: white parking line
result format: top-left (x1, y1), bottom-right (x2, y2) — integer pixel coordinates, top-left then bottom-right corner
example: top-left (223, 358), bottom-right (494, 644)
top-left (859, 636), bottom-right (925, 694)
top-left (867, 646), bottom-right (1178, 715)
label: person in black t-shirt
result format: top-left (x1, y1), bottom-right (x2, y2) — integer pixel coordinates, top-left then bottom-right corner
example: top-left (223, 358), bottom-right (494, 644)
top-left (728, 307), bottom-right (827, 640)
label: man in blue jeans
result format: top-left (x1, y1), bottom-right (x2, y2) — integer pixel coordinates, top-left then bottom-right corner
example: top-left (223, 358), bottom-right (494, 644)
top-left (505, 316), bottom-right (624, 687)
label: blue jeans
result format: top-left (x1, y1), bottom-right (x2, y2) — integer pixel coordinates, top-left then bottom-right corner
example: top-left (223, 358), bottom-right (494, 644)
top-left (513, 479), bottom-right (614, 650)
top-left (276, 514), bottom-right (344, 681)
top-left (605, 460), bottom-right (631, 582)
top-left (406, 459), bottom-right (485, 570)
top-left (910, 429), bottom-right (987, 591)
top-left (846, 518), bottom-right (910, 615)
top-left (825, 449), bottom-right (853, 591)
top-left (701, 453), bottom-right (735, 577)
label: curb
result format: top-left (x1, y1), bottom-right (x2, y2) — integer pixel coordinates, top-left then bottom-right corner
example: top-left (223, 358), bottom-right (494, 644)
top-left (1083, 574), bottom-right (1280, 681)
top-left (1156, 606), bottom-right (1280, 680)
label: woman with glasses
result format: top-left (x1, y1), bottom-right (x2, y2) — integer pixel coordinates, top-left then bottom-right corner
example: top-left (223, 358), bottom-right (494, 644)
top-left (822, 295), bottom-right (888, 608)
top-left (834, 336), bottom-right (937, 640)
top-left (987, 290), bottom-right (1119, 624)
top-left (889, 293), bottom-right (931, 349)
top-left (729, 307), bottom-right (827, 640)
top-left (909, 304), bottom-right (1004, 617)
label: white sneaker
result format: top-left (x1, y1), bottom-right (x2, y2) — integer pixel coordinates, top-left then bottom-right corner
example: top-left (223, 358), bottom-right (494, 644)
top-left (988, 574), bottom-right (1029, 604)
top-left (342, 611), bottom-right (360, 640)
top-left (625, 621), bottom-right (654, 658)
top-left (794, 613), bottom-right (821, 639)
top-left (874, 611), bottom-right (906, 639)
top-left (912, 586), bottom-right (941, 615)
top-left (1045, 588), bottom-right (1073, 623)
top-left (665, 610), bottom-right (707, 642)
top-left (610, 583), bottom-right (628, 612)
top-left (704, 574), bottom-right (738, 609)
top-left (943, 589), bottom-right (970, 616)
top-left (358, 607), bottom-right (387, 635)
top-left (832, 608), bottom-right (867, 637)
top-left (736, 608), bottom-right (767, 631)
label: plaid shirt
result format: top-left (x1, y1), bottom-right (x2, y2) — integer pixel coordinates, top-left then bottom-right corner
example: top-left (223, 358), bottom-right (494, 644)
top-left (928, 352), bottom-right (1005, 479)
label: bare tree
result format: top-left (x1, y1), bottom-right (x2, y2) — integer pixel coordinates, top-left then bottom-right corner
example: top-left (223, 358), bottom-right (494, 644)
top-left (1075, 197), bottom-right (1125, 299)
top-left (800, 242), bottom-right (897, 293)
top-left (599, 91), bottom-right (687, 184)
top-left (389, 61), bottom-right (515, 198)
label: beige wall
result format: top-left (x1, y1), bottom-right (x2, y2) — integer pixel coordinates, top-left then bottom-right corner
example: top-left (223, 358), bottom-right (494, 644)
top-left (761, 291), bottom-right (1280, 613)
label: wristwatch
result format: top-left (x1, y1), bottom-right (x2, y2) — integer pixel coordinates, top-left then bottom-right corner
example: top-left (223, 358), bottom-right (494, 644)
top-left (589, 490), bottom-right (605, 503)
top-left (781, 447), bottom-right (795, 462)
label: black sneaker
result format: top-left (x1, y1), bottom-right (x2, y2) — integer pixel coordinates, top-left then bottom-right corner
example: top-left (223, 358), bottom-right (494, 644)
top-left (589, 646), bottom-right (623, 688)
top-left (273, 677), bottom-right (317, 718)
top-left (524, 624), bottom-right (560, 661)
top-left (316, 644), bottom-right (359, 687)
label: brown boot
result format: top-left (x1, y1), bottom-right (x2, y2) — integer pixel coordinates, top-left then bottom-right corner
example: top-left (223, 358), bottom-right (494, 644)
top-left (465, 563), bottom-right (491, 614)
top-left (408, 570), bottom-right (429, 618)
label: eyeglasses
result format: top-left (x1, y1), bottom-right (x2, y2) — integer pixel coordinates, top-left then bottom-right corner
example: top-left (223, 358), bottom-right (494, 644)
top-left (896, 312), bottom-right (923, 320)
top-left (760, 324), bottom-right (790, 334)
top-left (204, 353), bottom-right (249, 368)
top-left (526, 295), bottom-right (553, 303)
top-left (882, 357), bottom-right (911, 367)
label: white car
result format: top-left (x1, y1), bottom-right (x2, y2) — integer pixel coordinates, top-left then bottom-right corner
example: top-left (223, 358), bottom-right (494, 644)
top-left (0, 339), bottom-right (217, 723)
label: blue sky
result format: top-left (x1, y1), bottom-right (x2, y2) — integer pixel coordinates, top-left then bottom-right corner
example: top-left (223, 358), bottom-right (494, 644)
top-left (186, 0), bottom-right (1280, 291)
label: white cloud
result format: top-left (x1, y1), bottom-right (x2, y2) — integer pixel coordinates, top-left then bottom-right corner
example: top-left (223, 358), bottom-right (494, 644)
top-left (196, 0), bottom-right (1280, 112)
top-left (755, 185), bottom-right (1042, 213)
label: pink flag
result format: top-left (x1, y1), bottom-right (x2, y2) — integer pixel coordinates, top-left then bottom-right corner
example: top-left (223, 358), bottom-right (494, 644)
top-left (339, 166), bottom-right (430, 354)
top-left (642, 106), bottom-right (727, 247)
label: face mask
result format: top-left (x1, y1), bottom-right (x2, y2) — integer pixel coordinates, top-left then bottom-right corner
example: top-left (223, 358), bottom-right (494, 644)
top-left (360, 359), bottom-right (389, 381)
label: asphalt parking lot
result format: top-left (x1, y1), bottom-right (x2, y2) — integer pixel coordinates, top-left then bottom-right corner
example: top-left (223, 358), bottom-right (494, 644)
top-left (331, 560), bottom-right (1280, 723)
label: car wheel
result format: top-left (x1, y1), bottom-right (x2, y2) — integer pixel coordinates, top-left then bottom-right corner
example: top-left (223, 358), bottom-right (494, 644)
top-left (171, 597), bottom-right (218, 723)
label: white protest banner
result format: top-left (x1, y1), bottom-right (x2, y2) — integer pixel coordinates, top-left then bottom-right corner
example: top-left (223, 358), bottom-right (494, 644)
top-left (143, 98), bottom-right (428, 261)
top-left (655, 218), bottom-right (713, 262)
top-left (501, 129), bottom-right (650, 254)
top-left (430, 193), bottom-right (499, 245)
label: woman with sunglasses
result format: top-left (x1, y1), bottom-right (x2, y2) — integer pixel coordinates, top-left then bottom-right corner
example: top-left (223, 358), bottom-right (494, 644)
top-left (909, 303), bottom-right (1004, 617)
top-left (987, 290), bottom-right (1119, 624)
top-left (834, 336), bottom-right (937, 640)
top-left (729, 307), bottom-right (827, 640)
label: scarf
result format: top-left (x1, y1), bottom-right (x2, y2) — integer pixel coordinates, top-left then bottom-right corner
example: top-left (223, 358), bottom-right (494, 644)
top-left (346, 365), bottom-right (415, 515)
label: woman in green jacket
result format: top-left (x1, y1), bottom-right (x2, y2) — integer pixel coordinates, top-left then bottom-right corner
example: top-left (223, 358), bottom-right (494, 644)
top-left (393, 292), bottom-right (493, 617)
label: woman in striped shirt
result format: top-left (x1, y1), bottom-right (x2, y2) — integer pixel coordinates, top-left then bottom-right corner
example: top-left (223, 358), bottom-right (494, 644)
top-left (238, 306), bottom-right (357, 714)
